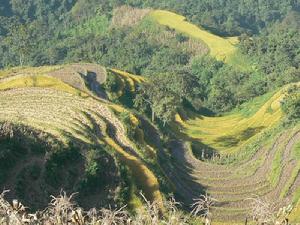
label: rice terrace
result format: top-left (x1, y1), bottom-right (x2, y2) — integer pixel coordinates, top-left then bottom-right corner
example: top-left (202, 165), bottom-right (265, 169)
top-left (0, 1), bottom-right (299, 225)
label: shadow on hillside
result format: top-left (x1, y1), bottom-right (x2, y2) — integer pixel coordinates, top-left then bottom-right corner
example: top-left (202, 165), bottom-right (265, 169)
top-left (84, 71), bottom-right (108, 99)
top-left (191, 141), bottom-right (220, 160)
top-left (181, 100), bottom-right (216, 120)
top-left (158, 140), bottom-right (208, 209)
top-left (168, 119), bottom-right (219, 161)
top-left (214, 126), bottom-right (266, 148)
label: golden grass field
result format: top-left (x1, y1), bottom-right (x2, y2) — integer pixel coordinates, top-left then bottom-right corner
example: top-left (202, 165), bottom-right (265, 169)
top-left (150, 10), bottom-right (238, 62)
top-left (0, 74), bottom-right (88, 97)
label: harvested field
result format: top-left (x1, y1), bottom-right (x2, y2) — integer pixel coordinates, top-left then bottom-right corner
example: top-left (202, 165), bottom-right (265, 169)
top-left (0, 69), bottom-right (162, 206)
top-left (161, 83), bottom-right (300, 222)
top-left (161, 127), bottom-right (300, 222)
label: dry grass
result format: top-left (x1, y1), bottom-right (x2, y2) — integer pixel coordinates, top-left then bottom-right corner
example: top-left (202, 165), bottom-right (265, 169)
top-left (0, 190), bottom-right (197, 225)
top-left (0, 75), bottom-right (88, 97)
top-left (0, 65), bottom-right (62, 79)
top-left (111, 6), bottom-right (151, 28)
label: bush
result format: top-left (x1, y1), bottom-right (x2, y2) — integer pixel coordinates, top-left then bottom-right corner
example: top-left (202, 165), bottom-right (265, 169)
top-left (281, 85), bottom-right (300, 124)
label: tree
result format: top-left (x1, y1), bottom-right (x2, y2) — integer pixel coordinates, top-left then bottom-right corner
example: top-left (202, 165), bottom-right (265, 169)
top-left (134, 72), bottom-right (184, 126)
top-left (5, 24), bottom-right (32, 66)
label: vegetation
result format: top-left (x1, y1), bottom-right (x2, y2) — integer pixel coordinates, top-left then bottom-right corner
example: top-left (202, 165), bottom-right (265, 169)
top-left (0, 0), bottom-right (300, 224)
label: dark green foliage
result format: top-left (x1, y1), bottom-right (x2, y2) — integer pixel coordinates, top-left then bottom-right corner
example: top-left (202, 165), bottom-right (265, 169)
top-left (119, 111), bottom-right (135, 138)
top-left (281, 85), bottom-right (300, 124)
top-left (45, 147), bottom-right (82, 188)
top-left (79, 149), bottom-right (112, 192)
top-left (181, 56), bottom-right (267, 113)
top-left (117, 164), bottom-right (132, 206)
top-left (135, 72), bottom-right (191, 125)
top-left (240, 11), bottom-right (300, 89)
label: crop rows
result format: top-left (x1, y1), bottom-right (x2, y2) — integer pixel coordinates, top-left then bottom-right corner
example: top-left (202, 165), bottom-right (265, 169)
top-left (162, 122), bottom-right (300, 222)
top-left (0, 84), bottom-right (162, 205)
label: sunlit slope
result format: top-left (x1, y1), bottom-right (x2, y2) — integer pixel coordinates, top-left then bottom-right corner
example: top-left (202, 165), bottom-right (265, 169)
top-left (0, 66), bottom-right (162, 205)
top-left (150, 10), bottom-right (238, 62)
top-left (175, 88), bottom-right (287, 153)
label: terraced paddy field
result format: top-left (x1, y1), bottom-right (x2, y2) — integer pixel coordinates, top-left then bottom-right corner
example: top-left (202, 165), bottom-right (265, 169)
top-left (162, 83), bottom-right (300, 223)
top-left (149, 10), bottom-right (237, 62)
top-left (0, 65), bottom-right (162, 207)
top-left (162, 125), bottom-right (300, 223)
top-left (175, 88), bottom-right (286, 154)
top-left (1, 65), bottom-right (300, 224)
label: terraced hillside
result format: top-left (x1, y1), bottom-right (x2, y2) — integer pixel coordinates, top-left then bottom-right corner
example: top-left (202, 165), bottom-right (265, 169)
top-left (104, 66), bottom-right (300, 223)
top-left (162, 127), bottom-right (300, 222)
top-left (175, 89), bottom-right (284, 154)
top-left (162, 83), bottom-right (300, 223)
top-left (149, 10), bottom-right (238, 62)
top-left (1, 64), bottom-right (300, 224)
top-left (149, 10), bottom-right (251, 69)
top-left (0, 65), bottom-right (163, 209)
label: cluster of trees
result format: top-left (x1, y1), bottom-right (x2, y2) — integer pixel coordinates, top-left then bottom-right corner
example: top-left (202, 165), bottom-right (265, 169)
top-left (151, 0), bottom-right (299, 35)
top-left (240, 11), bottom-right (300, 89)
top-left (133, 55), bottom-right (268, 125)
top-left (0, 2), bottom-right (200, 74)
top-left (66, 0), bottom-right (299, 35)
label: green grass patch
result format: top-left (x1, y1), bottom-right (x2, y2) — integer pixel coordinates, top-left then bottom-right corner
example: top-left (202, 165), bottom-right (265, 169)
top-left (64, 15), bottom-right (109, 37)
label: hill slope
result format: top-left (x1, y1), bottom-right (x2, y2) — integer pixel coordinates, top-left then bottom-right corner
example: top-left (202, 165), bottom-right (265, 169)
top-left (0, 65), bottom-right (162, 210)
